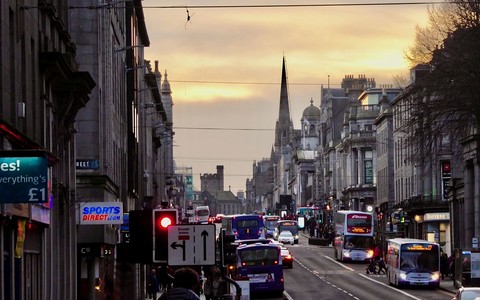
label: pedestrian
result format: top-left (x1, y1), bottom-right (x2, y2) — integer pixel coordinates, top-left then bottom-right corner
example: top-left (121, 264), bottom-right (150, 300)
top-left (203, 274), bottom-right (214, 300)
top-left (158, 267), bottom-right (201, 300)
top-left (440, 249), bottom-right (448, 280)
top-left (146, 269), bottom-right (160, 300)
top-left (374, 244), bottom-right (381, 260)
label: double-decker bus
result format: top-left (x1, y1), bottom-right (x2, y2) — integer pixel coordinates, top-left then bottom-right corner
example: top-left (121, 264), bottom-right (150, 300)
top-left (273, 220), bottom-right (299, 244)
top-left (386, 238), bottom-right (440, 288)
top-left (263, 215), bottom-right (280, 238)
top-left (236, 243), bottom-right (284, 297)
top-left (222, 214), bottom-right (266, 240)
top-left (333, 210), bottom-right (375, 262)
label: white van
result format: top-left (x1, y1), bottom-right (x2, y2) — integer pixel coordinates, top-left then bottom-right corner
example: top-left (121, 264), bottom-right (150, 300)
top-left (195, 206), bottom-right (210, 224)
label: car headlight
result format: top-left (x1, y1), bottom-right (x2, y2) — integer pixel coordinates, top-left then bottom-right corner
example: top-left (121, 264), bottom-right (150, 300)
top-left (431, 273), bottom-right (440, 281)
top-left (294, 235), bottom-right (299, 239)
top-left (343, 252), bottom-right (350, 258)
top-left (399, 273), bottom-right (407, 280)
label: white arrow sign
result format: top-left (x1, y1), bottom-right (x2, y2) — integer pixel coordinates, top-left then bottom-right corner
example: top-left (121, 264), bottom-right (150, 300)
top-left (168, 224), bottom-right (216, 266)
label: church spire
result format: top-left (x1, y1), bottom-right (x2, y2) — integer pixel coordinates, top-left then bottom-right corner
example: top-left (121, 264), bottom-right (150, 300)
top-left (279, 56), bottom-right (290, 123)
top-left (274, 56), bottom-right (293, 153)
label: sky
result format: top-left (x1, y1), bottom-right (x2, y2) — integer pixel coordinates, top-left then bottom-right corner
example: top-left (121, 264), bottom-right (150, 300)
top-left (142, 0), bottom-right (433, 194)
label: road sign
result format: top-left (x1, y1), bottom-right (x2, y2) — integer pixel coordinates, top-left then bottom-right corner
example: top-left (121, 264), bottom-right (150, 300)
top-left (168, 224), bottom-right (216, 266)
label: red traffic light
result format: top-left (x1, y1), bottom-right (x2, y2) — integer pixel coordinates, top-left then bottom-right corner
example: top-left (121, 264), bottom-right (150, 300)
top-left (152, 208), bottom-right (178, 263)
top-left (159, 216), bottom-right (172, 228)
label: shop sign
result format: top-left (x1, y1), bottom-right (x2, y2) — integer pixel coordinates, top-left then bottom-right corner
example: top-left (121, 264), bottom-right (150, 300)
top-left (79, 202), bottom-right (123, 225)
top-left (0, 153), bottom-right (48, 203)
top-left (423, 212), bottom-right (450, 222)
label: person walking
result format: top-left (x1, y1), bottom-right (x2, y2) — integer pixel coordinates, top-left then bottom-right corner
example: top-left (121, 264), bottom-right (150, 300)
top-left (158, 267), bottom-right (201, 300)
top-left (203, 274), bottom-right (214, 300)
top-left (147, 269), bottom-right (160, 300)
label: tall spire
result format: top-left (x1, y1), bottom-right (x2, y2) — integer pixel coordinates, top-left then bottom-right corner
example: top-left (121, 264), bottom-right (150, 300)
top-left (274, 56), bottom-right (293, 152)
top-left (279, 56), bottom-right (290, 123)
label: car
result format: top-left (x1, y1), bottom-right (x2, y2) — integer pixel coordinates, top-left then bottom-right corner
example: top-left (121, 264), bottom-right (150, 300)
top-left (452, 287), bottom-right (480, 300)
top-left (214, 214), bottom-right (225, 223)
top-left (277, 230), bottom-right (294, 245)
top-left (280, 246), bottom-right (293, 268)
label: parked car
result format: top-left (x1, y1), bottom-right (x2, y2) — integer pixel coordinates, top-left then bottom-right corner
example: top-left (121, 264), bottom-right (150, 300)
top-left (452, 287), bottom-right (480, 300)
top-left (278, 231), bottom-right (294, 245)
top-left (280, 246), bottom-right (293, 268)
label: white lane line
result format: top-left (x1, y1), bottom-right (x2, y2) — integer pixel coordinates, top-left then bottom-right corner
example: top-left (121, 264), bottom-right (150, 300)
top-left (283, 290), bottom-right (294, 300)
top-left (358, 273), bottom-right (424, 300)
top-left (322, 254), bottom-right (355, 271)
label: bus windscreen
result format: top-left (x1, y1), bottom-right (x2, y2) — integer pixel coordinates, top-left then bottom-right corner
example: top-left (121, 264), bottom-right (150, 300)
top-left (400, 244), bottom-right (439, 272)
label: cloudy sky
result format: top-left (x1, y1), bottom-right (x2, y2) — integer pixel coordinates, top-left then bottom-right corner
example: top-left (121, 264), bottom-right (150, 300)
top-left (142, 0), bottom-right (432, 194)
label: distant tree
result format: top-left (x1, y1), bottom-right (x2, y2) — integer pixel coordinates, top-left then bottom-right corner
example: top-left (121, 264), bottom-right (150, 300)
top-left (402, 0), bottom-right (480, 161)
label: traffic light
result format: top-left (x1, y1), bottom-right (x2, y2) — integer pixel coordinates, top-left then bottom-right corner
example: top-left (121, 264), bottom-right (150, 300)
top-left (122, 209), bottom-right (152, 264)
top-left (220, 229), bottom-right (237, 266)
top-left (153, 208), bottom-right (178, 263)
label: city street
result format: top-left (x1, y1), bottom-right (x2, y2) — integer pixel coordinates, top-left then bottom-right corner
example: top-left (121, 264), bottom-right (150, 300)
top-left (279, 234), bottom-right (456, 300)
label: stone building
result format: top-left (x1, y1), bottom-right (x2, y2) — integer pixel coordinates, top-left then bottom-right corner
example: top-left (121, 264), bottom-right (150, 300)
top-left (0, 1), bottom-right (94, 299)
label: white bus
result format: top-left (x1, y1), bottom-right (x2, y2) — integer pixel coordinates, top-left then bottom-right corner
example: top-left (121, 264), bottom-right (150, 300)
top-left (333, 210), bottom-right (375, 262)
top-left (386, 238), bottom-right (440, 288)
top-left (195, 205), bottom-right (210, 224)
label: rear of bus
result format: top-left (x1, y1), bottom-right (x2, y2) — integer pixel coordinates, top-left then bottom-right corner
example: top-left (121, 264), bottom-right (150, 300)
top-left (236, 243), bottom-right (284, 297)
top-left (232, 215), bottom-right (266, 240)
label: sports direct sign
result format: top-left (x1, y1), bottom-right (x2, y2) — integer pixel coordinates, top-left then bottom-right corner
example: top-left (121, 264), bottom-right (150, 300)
top-left (79, 202), bottom-right (123, 225)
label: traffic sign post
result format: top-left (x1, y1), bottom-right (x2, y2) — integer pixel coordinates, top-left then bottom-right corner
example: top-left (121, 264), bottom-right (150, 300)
top-left (167, 224), bottom-right (216, 266)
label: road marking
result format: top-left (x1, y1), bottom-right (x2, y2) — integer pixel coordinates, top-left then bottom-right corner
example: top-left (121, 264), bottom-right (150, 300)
top-left (359, 274), bottom-right (424, 300)
top-left (322, 254), bottom-right (355, 271)
top-left (294, 256), bottom-right (360, 300)
top-left (283, 291), bottom-right (294, 300)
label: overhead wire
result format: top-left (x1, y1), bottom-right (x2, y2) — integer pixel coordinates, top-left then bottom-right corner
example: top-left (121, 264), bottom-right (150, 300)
top-left (21, 1), bottom-right (448, 10)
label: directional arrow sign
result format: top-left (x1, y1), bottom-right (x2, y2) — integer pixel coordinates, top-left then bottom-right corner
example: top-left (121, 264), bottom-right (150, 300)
top-left (168, 224), bottom-right (216, 266)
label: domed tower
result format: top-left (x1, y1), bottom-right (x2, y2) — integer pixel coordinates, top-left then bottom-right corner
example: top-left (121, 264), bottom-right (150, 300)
top-left (300, 98), bottom-right (321, 150)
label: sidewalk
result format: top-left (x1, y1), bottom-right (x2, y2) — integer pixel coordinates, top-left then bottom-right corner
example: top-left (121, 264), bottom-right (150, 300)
top-left (439, 277), bottom-right (457, 294)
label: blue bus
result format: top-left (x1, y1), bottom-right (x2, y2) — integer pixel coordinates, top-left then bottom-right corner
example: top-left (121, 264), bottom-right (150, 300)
top-left (273, 220), bottom-right (299, 244)
top-left (236, 243), bottom-right (284, 296)
top-left (386, 238), bottom-right (440, 288)
top-left (222, 214), bottom-right (266, 240)
top-left (263, 215), bottom-right (280, 238)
